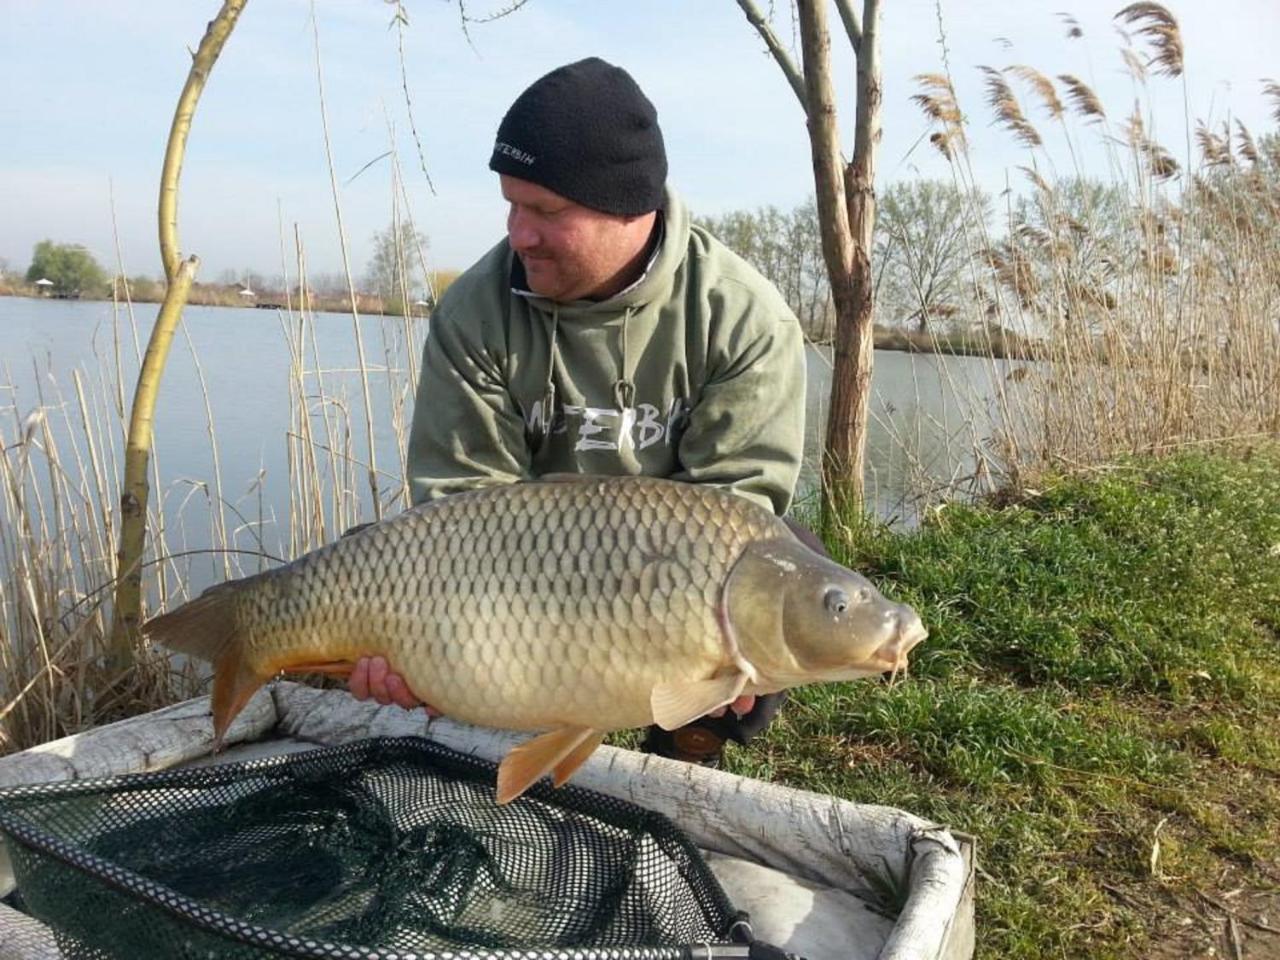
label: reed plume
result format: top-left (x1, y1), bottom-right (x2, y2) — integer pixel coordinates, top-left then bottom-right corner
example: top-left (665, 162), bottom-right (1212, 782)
top-left (1195, 122), bottom-right (1232, 167)
top-left (1262, 79), bottom-right (1280, 125)
top-left (1008, 65), bottom-right (1064, 120)
top-left (1115, 3), bottom-right (1184, 78)
top-left (980, 66), bottom-right (1042, 148)
top-left (1234, 122), bottom-right (1259, 165)
top-left (911, 73), bottom-right (966, 159)
top-left (1126, 108), bottom-right (1180, 181)
top-left (1058, 75), bottom-right (1106, 122)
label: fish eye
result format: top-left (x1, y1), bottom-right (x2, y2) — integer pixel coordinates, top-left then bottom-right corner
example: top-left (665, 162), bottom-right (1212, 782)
top-left (824, 588), bottom-right (849, 614)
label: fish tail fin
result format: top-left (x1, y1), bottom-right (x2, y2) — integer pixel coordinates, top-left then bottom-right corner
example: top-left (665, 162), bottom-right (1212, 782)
top-left (143, 586), bottom-right (267, 746)
top-left (143, 586), bottom-right (238, 663)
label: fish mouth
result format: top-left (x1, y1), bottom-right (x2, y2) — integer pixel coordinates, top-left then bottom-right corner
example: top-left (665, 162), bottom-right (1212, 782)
top-left (872, 619), bottom-right (929, 684)
top-left (816, 622), bottom-right (927, 685)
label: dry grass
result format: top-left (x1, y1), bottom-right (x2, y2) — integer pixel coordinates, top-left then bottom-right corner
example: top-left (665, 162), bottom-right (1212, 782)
top-left (0, 322), bottom-right (191, 752)
top-left (897, 3), bottom-right (1280, 501)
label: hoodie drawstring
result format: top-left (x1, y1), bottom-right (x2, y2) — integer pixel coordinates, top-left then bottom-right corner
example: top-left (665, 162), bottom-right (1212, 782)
top-left (613, 306), bottom-right (636, 412)
top-left (542, 306), bottom-right (559, 427)
top-left (542, 304), bottom-right (635, 428)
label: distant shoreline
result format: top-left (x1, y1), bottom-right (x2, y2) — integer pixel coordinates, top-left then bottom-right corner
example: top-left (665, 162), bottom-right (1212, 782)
top-left (1, 289), bottom-right (1042, 360)
top-left (0, 284), bottom-right (416, 318)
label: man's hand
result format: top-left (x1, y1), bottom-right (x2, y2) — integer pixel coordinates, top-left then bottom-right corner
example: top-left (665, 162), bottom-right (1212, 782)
top-left (349, 656), bottom-right (442, 716)
top-left (707, 695), bottom-right (756, 719)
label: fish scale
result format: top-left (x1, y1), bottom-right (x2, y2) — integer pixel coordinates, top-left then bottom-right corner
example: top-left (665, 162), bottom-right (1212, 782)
top-left (145, 475), bottom-right (927, 803)
top-left (252, 479), bottom-right (750, 729)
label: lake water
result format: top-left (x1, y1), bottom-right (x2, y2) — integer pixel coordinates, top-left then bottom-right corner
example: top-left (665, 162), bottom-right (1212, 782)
top-left (2, 296), bottom-right (1018, 589)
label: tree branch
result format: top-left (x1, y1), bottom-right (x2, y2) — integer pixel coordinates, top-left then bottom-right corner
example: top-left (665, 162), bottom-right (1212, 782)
top-left (735, 0), bottom-right (808, 114)
top-left (157, 3), bottom-right (246, 282)
top-left (834, 0), bottom-right (863, 55)
top-left (849, 0), bottom-right (883, 235)
top-left (798, 1), bottom-right (853, 256)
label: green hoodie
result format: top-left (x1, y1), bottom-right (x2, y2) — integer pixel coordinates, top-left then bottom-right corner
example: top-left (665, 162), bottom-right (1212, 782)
top-left (406, 187), bottom-right (806, 515)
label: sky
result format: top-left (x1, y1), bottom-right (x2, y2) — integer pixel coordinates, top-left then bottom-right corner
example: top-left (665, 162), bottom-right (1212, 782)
top-left (2, 0), bottom-right (1277, 284)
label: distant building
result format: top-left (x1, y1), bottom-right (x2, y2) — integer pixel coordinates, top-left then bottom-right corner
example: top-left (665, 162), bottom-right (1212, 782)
top-left (34, 278), bottom-right (54, 297)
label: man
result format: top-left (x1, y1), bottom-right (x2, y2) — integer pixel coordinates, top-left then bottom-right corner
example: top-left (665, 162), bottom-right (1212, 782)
top-left (350, 57), bottom-right (807, 767)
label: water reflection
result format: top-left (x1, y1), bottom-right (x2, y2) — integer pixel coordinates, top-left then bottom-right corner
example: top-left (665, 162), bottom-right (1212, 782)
top-left (802, 344), bottom-right (1016, 523)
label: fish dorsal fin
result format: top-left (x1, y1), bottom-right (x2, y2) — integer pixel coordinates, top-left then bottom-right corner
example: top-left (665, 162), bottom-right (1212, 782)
top-left (496, 726), bottom-right (599, 804)
top-left (650, 673), bottom-right (749, 732)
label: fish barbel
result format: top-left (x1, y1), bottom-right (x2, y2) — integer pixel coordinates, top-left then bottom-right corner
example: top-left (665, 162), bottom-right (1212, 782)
top-left (144, 476), bottom-right (927, 803)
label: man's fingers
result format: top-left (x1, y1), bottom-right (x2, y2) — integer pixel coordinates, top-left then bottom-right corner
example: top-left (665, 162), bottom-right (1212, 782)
top-left (705, 695), bottom-right (755, 720)
top-left (385, 672), bottom-right (422, 711)
top-left (349, 657), bottom-right (371, 700)
top-left (367, 656), bottom-right (393, 706)
top-left (348, 655), bottom-right (437, 714)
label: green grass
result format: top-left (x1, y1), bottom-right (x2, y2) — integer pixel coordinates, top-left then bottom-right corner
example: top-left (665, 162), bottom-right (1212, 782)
top-left (729, 445), bottom-right (1280, 959)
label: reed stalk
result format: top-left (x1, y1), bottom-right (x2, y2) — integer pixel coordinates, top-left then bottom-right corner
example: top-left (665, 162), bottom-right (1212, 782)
top-left (310, 0), bottom-right (381, 524)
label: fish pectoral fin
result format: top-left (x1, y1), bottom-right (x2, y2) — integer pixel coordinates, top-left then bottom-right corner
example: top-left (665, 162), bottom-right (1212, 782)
top-left (496, 726), bottom-right (598, 805)
top-left (650, 673), bottom-right (749, 732)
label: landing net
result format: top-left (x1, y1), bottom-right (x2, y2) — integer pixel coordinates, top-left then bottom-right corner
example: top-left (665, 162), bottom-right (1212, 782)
top-left (0, 737), bottom-right (753, 959)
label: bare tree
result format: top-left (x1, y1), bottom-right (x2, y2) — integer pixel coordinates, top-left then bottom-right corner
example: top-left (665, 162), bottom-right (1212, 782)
top-left (309, 272), bottom-right (354, 297)
top-left (737, 0), bottom-right (883, 523)
top-left (364, 220), bottom-right (430, 313)
top-left (778, 199), bottom-right (834, 340)
top-left (876, 180), bottom-right (988, 333)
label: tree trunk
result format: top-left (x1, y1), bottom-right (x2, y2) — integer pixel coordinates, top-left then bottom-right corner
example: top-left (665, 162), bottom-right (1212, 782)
top-left (109, 0), bottom-right (247, 674)
top-left (795, 0), bottom-right (881, 525)
top-left (834, 0), bottom-right (881, 522)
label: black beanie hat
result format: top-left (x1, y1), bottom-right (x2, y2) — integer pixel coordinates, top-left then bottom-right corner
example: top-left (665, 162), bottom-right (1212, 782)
top-left (489, 57), bottom-right (667, 217)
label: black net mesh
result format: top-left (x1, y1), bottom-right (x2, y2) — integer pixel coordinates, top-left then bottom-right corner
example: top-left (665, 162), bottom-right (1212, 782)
top-left (0, 737), bottom-right (749, 959)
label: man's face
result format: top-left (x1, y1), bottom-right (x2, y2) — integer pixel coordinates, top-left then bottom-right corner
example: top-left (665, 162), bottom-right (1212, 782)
top-left (501, 175), bottom-right (654, 302)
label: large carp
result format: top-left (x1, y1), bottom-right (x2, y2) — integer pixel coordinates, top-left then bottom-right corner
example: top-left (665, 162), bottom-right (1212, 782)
top-left (144, 476), bottom-right (926, 803)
